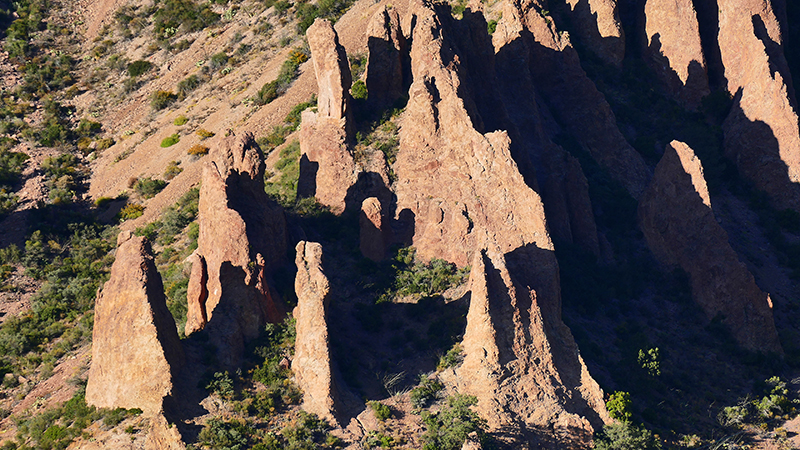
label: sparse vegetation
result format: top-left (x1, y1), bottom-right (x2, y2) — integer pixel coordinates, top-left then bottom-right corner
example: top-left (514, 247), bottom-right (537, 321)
top-left (127, 60), bottom-right (153, 77)
top-left (253, 47), bottom-right (309, 106)
top-left (174, 115), bottom-right (188, 126)
top-left (368, 401), bottom-right (392, 421)
top-left (161, 133), bottom-right (180, 148)
top-left (134, 177), bottom-right (167, 199)
top-left (151, 90), bottom-right (177, 111)
top-left (378, 247), bottom-right (468, 303)
top-left (420, 395), bottom-right (486, 450)
top-left (410, 375), bottom-right (443, 410)
top-left (188, 144), bottom-right (209, 156)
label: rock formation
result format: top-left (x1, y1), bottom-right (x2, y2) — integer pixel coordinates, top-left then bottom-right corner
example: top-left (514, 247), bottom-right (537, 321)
top-left (638, 141), bottom-right (782, 353)
top-left (365, 6), bottom-right (408, 110)
top-left (643, 0), bottom-right (710, 109)
top-left (292, 241), bottom-right (339, 424)
top-left (716, 0), bottom-right (800, 211)
top-left (145, 413), bottom-right (186, 450)
top-left (359, 197), bottom-right (387, 261)
top-left (299, 18), bottom-right (358, 214)
top-left (185, 132), bottom-right (287, 366)
top-left (86, 232), bottom-right (184, 415)
top-left (395, 1), bottom-right (609, 442)
top-left (493, 0), bottom-right (650, 199)
top-left (564, 0), bottom-right (625, 66)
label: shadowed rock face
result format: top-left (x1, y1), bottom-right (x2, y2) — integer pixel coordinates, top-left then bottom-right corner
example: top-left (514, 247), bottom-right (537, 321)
top-left (365, 6), bottom-right (408, 110)
top-left (716, 0), bottom-right (800, 211)
top-left (186, 132), bottom-right (287, 367)
top-left (643, 0), bottom-right (710, 109)
top-left (299, 19), bottom-right (358, 214)
top-left (639, 141), bottom-right (782, 353)
top-left (292, 241), bottom-right (339, 424)
top-left (360, 197), bottom-right (387, 261)
top-left (565, 0), bottom-right (625, 66)
top-left (86, 232), bottom-right (184, 416)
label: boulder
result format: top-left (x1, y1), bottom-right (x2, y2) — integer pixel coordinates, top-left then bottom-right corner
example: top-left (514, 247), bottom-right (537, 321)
top-left (565, 0), bottom-right (625, 66)
top-left (638, 141), bottom-right (782, 353)
top-left (359, 197), bottom-right (387, 261)
top-left (292, 241), bottom-right (339, 424)
top-left (643, 0), bottom-right (710, 109)
top-left (185, 132), bottom-right (287, 367)
top-left (86, 232), bottom-right (184, 416)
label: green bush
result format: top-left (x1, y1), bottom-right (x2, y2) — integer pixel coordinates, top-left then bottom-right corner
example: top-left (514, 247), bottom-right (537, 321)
top-left (206, 371), bottom-right (235, 400)
top-left (253, 48), bottom-right (309, 105)
top-left (177, 75), bottom-right (202, 99)
top-left (421, 395), bottom-right (486, 450)
top-left (487, 19), bottom-right (497, 34)
top-left (198, 417), bottom-right (257, 450)
top-left (163, 160), bottom-right (183, 180)
top-left (173, 115), bottom-right (188, 126)
top-left (127, 60), bottom-right (153, 77)
top-left (410, 375), bottom-right (443, 409)
top-left (437, 344), bottom-right (463, 370)
top-left (351, 80), bottom-right (367, 100)
top-left (0, 150), bottom-right (29, 185)
top-left (379, 248), bottom-right (468, 303)
top-left (606, 391), bottom-right (633, 422)
top-left (594, 422), bottom-right (662, 450)
top-left (0, 188), bottom-right (18, 216)
top-left (161, 133), bottom-right (180, 148)
top-left (153, 0), bottom-right (220, 39)
top-left (76, 119), bottom-right (102, 137)
top-left (151, 90), bottom-right (177, 111)
top-left (119, 204), bottom-right (145, 220)
top-left (368, 401), bottom-right (392, 421)
top-left (209, 52), bottom-right (229, 71)
top-left (134, 177), bottom-right (167, 199)
top-left (264, 140), bottom-right (300, 207)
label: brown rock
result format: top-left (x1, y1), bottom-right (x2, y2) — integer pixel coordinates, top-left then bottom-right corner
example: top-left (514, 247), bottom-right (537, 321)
top-left (365, 6), bottom-right (408, 109)
top-left (292, 241), bottom-right (338, 424)
top-left (717, 0), bottom-right (800, 211)
top-left (300, 19), bottom-right (358, 214)
top-left (86, 233), bottom-right (184, 416)
top-left (564, 0), bottom-right (625, 66)
top-left (638, 141), bottom-right (782, 353)
top-left (493, 0), bottom-right (650, 199)
top-left (186, 132), bottom-right (287, 366)
top-left (145, 413), bottom-right (186, 450)
top-left (643, 0), bottom-right (710, 109)
top-left (184, 252), bottom-right (208, 336)
top-left (359, 197), bottom-right (386, 261)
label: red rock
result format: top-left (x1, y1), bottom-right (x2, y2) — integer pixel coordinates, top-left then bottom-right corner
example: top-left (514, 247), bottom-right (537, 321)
top-left (365, 6), bottom-right (408, 109)
top-left (184, 252), bottom-right (207, 336)
top-left (359, 197), bottom-right (386, 261)
top-left (564, 0), bottom-right (625, 66)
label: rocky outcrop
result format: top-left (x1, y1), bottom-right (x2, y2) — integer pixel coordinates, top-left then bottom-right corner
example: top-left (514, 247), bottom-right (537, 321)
top-left (86, 232), bottom-right (184, 416)
top-left (365, 6), bottom-right (408, 110)
top-left (638, 141), bottom-right (782, 353)
top-left (360, 197), bottom-right (387, 261)
top-left (643, 0), bottom-right (710, 109)
top-left (716, 0), bottom-right (800, 211)
top-left (299, 19), bottom-right (358, 214)
top-left (564, 0), bottom-right (625, 66)
top-left (185, 132), bottom-right (286, 366)
top-left (145, 413), bottom-right (186, 450)
top-left (493, 0), bottom-right (650, 199)
top-left (396, 1), bottom-right (609, 442)
top-left (292, 241), bottom-right (338, 424)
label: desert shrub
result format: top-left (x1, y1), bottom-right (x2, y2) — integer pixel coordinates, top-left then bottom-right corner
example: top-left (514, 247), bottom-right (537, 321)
top-left (153, 0), bottom-right (220, 39)
top-left (410, 375), bottom-right (443, 409)
top-left (364, 431), bottom-right (395, 449)
top-left (134, 177), bottom-right (167, 199)
top-left (594, 422), bottom-right (662, 450)
top-left (606, 391), bottom-right (633, 422)
top-left (209, 52), bottom-right (229, 71)
top-left (379, 247), bottom-right (468, 302)
top-left (368, 401), bottom-right (392, 421)
top-left (254, 81), bottom-right (278, 105)
top-left (95, 138), bottom-right (115, 151)
top-left (160, 133), bottom-right (180, 147)
top-left (0, 150), bottom-right (29, 185)
top-left (717, 377), bottom-right (797, 428)
top-left (76, 119), bottom-right (102, 137)
top-left (0, 188), bottom-right (18, 216)
top-left (351, 80), bottom-right (367, 100)
top-left (421, 395), bottom-right (486, 450)
top-left (206, 371), bottom-right (235, 400)
top-left (348, 53), bottom-right (366, 79)
top-left (151, 90), bottom-right (176, 110)
top-left (187, 144), bottom-right (209, 156)
top-left (637, 347), bottom-right (661, 377)
top-left (196, 128), bottom-right (215, 139)
top-left (127, 60), bottom-right (152, 77)
top-left (281, 412), bottom-right (341, 449)
top-left (437, 344), bottom-right (463, 370)
top-left (253, 47), bottom-right (309, 106)
top-left (177, 75), bottom-right (202, 98)
top-left (119, 204), bottom-right (144, 221)
top-left (264, 140), bottom-right (300, 207)
top-left (197, 417), bottom-right (257, 450)
top-left (163, 161), bottom-right (182, 180)
top-left (487, 19), bottom-right (497, 34)
top-left (247, 318), bottom-right (301, 411)
top-left (174, 115), bottom-right (188, 126)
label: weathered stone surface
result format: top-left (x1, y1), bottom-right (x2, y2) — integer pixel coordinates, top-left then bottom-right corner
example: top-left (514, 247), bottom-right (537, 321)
top-left (644, 0), bottom-right (710, 109)
top-left (184, 252), bottom-right (207, 336)
top-left (292, 241), bottom-right (338, 424)
top-left (365, 6), bottom-right (408, 109)
top-left (638, 141), bottom-right (782, 353)
top-left (145, 413), bottom-right (186, 450)
top-left (300, 19), bottom-right (358, 214)
top-left (359, 197), bottom-right (386, 261)
top-left (186, 132), bottom-right (287, 366)
top-left (493, 0), bottom-right (650, 199)
top-left (86, 232), bottom-right (184, 416)
top-left (565, 0), bottom-right (625, 66)
top-left (716, 0), bottom-right (800, 211)
top-left (307, 18), bottom-right (353, 126)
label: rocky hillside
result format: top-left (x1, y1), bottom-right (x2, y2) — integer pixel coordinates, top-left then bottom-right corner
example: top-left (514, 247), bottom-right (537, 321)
top-left (1, 0), bottom-right (800, 448)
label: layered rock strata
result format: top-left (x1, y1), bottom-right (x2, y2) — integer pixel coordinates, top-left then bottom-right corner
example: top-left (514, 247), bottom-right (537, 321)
top-left (86, 232), bottom-right (184, 415)
top-left (185, 132), bottom-right (287, 366)
top-left (299, 19), bottom-right (358, 214)
top-left (564, 0), bottom-right (625, 66)
top-left (638, 141), bottom-right (782, 353)
top-left (292, 241), bottom-right (339, 424)
top-left (716, 0), bottom-right (800, 210)
top-left (643, 0), bottom-right (710, 109)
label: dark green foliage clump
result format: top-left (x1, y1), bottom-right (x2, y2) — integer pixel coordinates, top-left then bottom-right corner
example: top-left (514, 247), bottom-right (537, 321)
top-left (197, 417), bottom-right (259, 450)
top-left (177, 74), bottom-right (202, 98)
top-left (368, 401), bottom-right (392, 421)
top-left (151, 90), bottom-right (177, 110)
top-left (437, 344), bottom-right (463, 370)
top-left (294, 0), bottom-right (354, 33)
top-left (127, 60), bottom-right (153, 77)
top-left (421, 395), bottom-right (487, 450)
top-left (209, 52), bottom-right (229, 72)
top-left (253, 48), bottom-right (309, 106)
top-left (351, 80), bottom-right (367, 100)
top-left (0, 149), bottom-right (29, 185)
top-left (244, 318), bottom-right (301, 414)
top-left (717, 377), bottom-right (797, 428)
top-left (379, 247), bottom-right (468, 303)
top-left (594, 422), bottom-right (662, 450)
top-left (410, 375), bottom-right (443, 409)
top-left (153, 0), bottom-right (220, 39)
top-left (134, 177), bottom-right (168, 199)
top-left (264, 140), bottom-right (300, 207)
top-left (161, 133), bottom-right (180, 147)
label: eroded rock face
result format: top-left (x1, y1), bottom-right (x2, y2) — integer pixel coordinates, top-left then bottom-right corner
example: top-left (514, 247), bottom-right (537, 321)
top-left (639, 141), bottom-right (782, 353)
top-left (184, 252), bottom-right (207, 336)
top-left (360, 197), bottom-right (387, 261)
top-left (145, 413), bottom-right (186, 450)
top-left (565, 0), bottom-right (625, 66)
top-left (365, 6), bottom-right (408, 109)
top-left (292, 241), bottom-right (338, 424)
top-left (643, 0), bottom-right (710, 109)
top-left (299, 19), bottom-right (358, 214)
top-left (493, 0), bottom-right (650, 199)
top-left (186, 132), bottom-right (287, 366)
top-left (717, 0), bottom-right (800, 211)
top-left (86, 232), bottom-right (184, 416)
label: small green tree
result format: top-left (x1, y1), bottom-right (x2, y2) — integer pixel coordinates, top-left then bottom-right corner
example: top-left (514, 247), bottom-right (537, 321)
top-left (606, 391), bottom-right (633, 422)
